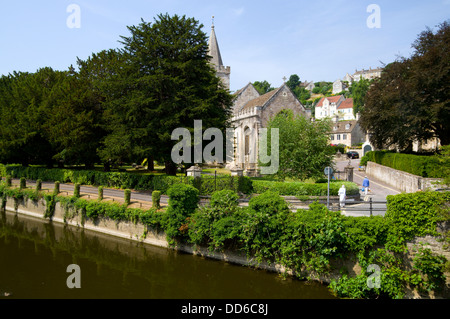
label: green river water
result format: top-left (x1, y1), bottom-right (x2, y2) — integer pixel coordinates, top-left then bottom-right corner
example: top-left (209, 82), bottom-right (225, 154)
top-left (0, 210), bottom-right (336, 299)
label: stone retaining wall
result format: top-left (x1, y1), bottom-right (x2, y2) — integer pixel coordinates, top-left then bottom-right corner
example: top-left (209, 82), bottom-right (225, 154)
top-left (366, 161), bottom-right (442, 193)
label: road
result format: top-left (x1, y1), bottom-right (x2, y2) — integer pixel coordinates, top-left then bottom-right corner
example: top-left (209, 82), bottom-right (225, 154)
top-left (334, 157), bottom-right (401, 217)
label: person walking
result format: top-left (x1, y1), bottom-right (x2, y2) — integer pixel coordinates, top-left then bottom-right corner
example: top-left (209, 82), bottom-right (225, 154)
top-left (363, 176), bottom-right (370, 196)
top-left (338, 184), bottom-right (346, 208)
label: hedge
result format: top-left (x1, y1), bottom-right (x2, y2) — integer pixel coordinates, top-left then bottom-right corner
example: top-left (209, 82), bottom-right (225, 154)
top-left (252, 180), bottom-right (360, 196)
top-left (365, 151), bottom-right (448, 178)
top-left (0, 164), bottom-right (252, 196)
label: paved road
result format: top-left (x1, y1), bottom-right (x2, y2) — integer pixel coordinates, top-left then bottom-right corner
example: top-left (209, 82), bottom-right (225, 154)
top-left (334, 158), bottom-right (401, 217)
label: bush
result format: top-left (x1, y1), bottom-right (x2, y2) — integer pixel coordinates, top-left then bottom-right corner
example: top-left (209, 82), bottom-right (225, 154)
top-left (360, 155), bottom-right (369, 167)
top-left (209, 189), bottom-right (239, 212)
top-left (365, 150), bottom-right (448, 178)
top-left (385, 191), bottom-right (450, 250)
top-left (252, 180), bottom-right (359, 196)
top-left (6, 176), bottom-right (11, 187)
top-left (248, 191), bottom-right (290, 216)
top-left (152, 190), bottom-right (161, 209)
top-left (73, 183), bottom-right (81, 198)
top-left (98, 186), bottom-right (103, 201)
top-left (0, 164), bottom-right (254, 195)
top-left (36, 179), bottom-right (42, 192)
top-left (165, 184), bottom-right (200, 243)
top-left (53, 181), bottom-right (60, 195)
top-left (124, 189), bottom-right (131, 206)
top-left (19, 177), bottom-right (26, 189)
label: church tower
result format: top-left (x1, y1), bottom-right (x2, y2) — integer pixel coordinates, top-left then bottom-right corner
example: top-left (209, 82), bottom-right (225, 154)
top-left (208, 17), bottom-right (231, 90)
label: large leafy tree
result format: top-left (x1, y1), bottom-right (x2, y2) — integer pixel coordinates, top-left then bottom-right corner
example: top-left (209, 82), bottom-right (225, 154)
top-left (360, 21), bottom-right (450, 151)
top-left (0, 68), bottom-right (60, 166)
top-left (262, 110), bottom-right (334, 181)
top-left (351, 78), bottom-right (371, 116)
top-left (253, 80), bottom-right (274, 95)
top-left (103, 14), bottom-right (233, 174)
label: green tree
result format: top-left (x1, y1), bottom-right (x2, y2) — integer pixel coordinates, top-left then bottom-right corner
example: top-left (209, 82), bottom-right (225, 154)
top-left (261, 110), bottom-right (334, 180)
top-left (360, 21), bottom-right (450, 150)
top-left (104, 14), bottom-right (233, 175)
top-left (286, 74), bottom-right (300, 91)
top-left (253, 80), bottom-right (274, 95)
top-left (351, 78), bottom-right (371, 116)
top-left (0, 68), bottom-right (60, 166)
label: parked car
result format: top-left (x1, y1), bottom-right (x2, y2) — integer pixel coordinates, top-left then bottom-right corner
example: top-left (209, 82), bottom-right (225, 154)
top-left (346, 151), bottom-right (359, 159)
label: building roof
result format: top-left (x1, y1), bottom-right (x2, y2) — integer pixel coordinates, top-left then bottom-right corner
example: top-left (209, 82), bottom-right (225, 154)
top-left (208, 24), bottom-right (223, 68)
top-left (241, 87), bottom-right (281, 110)
top-left (337, 98), bottom-right (353, 109)
top-left (233, 82), bottom-right (258, 98)
top-left (353, 67), bottom-right (383, 75)
top-left (315, 95), bottom-right (344, 108)
top-left (331, 120), bottom-right (357, 133)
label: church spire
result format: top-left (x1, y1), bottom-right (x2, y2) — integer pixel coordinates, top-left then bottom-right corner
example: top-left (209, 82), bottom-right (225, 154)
top-left (208, 15), bottom-right (224, 68)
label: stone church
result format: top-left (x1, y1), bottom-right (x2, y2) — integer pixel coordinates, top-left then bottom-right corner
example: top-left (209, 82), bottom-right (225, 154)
top-left (208, 22), bottom-right (309, 176)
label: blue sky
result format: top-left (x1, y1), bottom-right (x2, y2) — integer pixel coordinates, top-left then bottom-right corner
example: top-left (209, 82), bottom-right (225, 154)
top-left (0, 0), bottom-right (448, 92)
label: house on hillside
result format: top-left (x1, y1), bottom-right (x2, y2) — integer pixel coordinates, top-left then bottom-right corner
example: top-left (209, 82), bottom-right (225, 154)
top-left (336, 98), bottom-right (356, 121)
top-left (330, 118), bottom-right (365, 148)
top-left (314, 95), bottom-right (345, 120)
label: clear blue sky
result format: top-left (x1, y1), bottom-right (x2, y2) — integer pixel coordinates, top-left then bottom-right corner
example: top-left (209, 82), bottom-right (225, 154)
top-left (0, 0), bottom-right (448, 92)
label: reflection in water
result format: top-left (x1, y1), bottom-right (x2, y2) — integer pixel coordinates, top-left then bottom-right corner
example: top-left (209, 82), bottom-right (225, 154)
top-left (0, 210), bottom-right (336, 299)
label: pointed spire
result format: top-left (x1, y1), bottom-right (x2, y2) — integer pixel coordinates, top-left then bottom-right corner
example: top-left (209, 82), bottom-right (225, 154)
top-left (208, 16), bottom-right (223, 68)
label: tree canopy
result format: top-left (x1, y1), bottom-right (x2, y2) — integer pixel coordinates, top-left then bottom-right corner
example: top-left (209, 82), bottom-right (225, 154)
top-left (360, 21), bottom-right (450, 151)
top-left (0, 14), bottom-right (233, 173)
top-left (261, 110), bottom-right (334, 181)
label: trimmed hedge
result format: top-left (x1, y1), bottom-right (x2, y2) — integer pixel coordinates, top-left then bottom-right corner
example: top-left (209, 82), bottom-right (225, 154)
top-left (366, 150), bottom-right (447, 178)
top-left (0, 164), bottom-right (252, 196)
top-left (252, 180), bottom-right (359, 196)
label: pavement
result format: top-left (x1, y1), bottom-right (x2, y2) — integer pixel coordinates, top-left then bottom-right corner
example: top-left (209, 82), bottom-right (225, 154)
top-left (334, 158), bottom-right (401, 217)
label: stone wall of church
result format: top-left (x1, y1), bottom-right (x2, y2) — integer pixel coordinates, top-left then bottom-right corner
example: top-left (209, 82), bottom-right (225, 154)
top-left (233, 85), bottom-right (260, 114)
top-left (260, 86), bottom-right (308, 127)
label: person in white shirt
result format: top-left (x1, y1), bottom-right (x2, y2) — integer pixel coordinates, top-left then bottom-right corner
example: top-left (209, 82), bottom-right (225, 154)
top-left (338, 185), bottom-right (346, 208)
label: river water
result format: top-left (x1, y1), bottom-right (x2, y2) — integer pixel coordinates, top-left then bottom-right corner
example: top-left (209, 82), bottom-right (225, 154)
top-left (0, 210), bottom-right (336, 299)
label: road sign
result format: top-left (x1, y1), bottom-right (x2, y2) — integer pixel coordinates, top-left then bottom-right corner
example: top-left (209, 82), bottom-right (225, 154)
top-left (324, 167), bottom-right (333, 176)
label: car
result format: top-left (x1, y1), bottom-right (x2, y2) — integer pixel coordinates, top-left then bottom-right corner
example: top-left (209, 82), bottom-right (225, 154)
top-left (346, 151), bottom-right (359, 159)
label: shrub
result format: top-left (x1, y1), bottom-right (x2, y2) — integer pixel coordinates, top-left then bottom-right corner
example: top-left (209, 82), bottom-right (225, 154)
top-left (124, 189), bottom-right (131, 206)
top-left (53, 181), bottom-right (60, 195)
top-left (252, 180), bottom-right (359, 196)
top-left (36, 179), bottom-right (42, 192)
top-left (385, 191), bottom-right (450, 250)
top-left (165, 184), bottom-right (199, 244)
top-left (98, 186), bottom-right (103, 201)
top-left (365, 150), bottom-right (449, 178)
top-left (209, 189), bottom-right (239, 211)
top-left (152, 190), bottom-right (161, 209)
top-left (248, 191), bottom-right (290, 216)
top-left (360, 156), bottom-right (369, 167)
top-left (73, 183), bottom-right (81, 198)
top-left (6, 176), bottom-right (12, 187)
top-left (0, 164), bottom-right (254, 195)
top-left (19, 177), bottom-right (26, 189)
